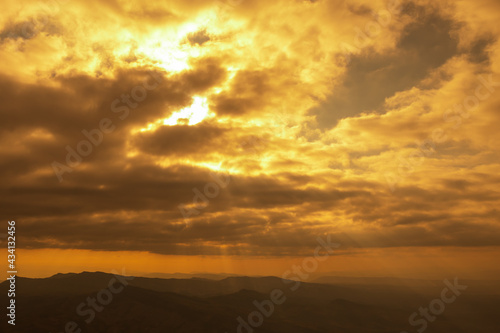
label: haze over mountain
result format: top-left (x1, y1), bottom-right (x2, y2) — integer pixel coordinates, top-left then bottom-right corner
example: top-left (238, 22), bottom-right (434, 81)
top-left (2, 272), bottom-right (499, 333)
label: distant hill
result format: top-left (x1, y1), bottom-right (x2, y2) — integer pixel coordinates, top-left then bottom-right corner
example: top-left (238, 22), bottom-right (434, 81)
top-left (145, 272), bottom-right (243, 280)
top-left (1, 272), bottom-right (499, 333)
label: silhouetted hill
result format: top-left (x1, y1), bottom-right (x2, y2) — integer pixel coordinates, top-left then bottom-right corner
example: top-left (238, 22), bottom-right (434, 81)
top-left (1, 272), bottom-right (294, 298)
top-left (145, 272), bottom-right (242, 280)
top-left (2, 272), bottom-right (499, 333)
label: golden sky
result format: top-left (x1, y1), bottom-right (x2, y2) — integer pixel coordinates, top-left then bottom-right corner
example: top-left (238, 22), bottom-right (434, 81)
top-left (1, 0), bottom-right (499, 279)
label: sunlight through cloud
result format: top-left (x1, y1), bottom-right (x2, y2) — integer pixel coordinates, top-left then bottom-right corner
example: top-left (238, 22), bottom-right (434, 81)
top-left (163, 96), bottom-right (213, 126)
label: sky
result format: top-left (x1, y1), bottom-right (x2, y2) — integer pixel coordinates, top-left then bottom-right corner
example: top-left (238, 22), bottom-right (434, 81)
top-left (0, 0), bottom-right (499, 279)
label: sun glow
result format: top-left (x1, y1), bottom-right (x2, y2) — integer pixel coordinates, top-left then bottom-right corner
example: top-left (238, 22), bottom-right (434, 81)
top-left (164, 96), bottom-right (213, 126)
top-left (141, 42), bottom-right (198, 73)
top-left (131, 10), bottom-right (221, 73)
top-left (134, 96), bottom-right (213, 134)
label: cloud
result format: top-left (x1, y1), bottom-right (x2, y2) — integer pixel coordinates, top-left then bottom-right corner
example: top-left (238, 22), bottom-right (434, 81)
top-left (187, 29), bottom-right (211, 45)
top-left (133, 122), bottom-right (227, 156)
top-left (0, 16), bottom-right (63, 43)
top-left (309, 2), bottom-right (462, 128)
top-left (0, 0), bottom-right (499, 258)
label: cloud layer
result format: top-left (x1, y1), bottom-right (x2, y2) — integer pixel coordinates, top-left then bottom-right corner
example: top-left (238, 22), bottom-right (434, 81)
top-left (1, 0), bottom-right (499, 258)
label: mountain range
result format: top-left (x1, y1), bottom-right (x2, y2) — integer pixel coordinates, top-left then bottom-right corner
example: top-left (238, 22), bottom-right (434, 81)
top-left (1, 272), bottom-right (499, 332)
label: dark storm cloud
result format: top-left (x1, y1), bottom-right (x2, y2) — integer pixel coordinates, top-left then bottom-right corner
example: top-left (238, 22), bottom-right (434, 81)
top-left (6, 159), bottom-right (500, 256)
top-left (210, 69), bottom-right (274, 116)
top-left (0, 16), bottom-right (63, 42)
top-left (182, 57), bottom-right (227, 92)
top-left (0, 57), bottom-right (226, 177)
top-left (310, 3), bottom-right (461, 128)
top-left (133, 122), bottom-right (227, 156)
top-left (468, 35), bottom-right (496, 64)
top-left (15, 188), bottom-right (500, 256)
top-left (187, 29), bottom-right (211, 45)
top-left (227, 178), bottom-right (368, 209)
top-left (0, 69), bottom-right (181, 137)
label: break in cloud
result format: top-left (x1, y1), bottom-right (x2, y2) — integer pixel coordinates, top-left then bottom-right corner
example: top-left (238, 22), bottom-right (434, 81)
top-left (0, 0), bottom-right (499, 257)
